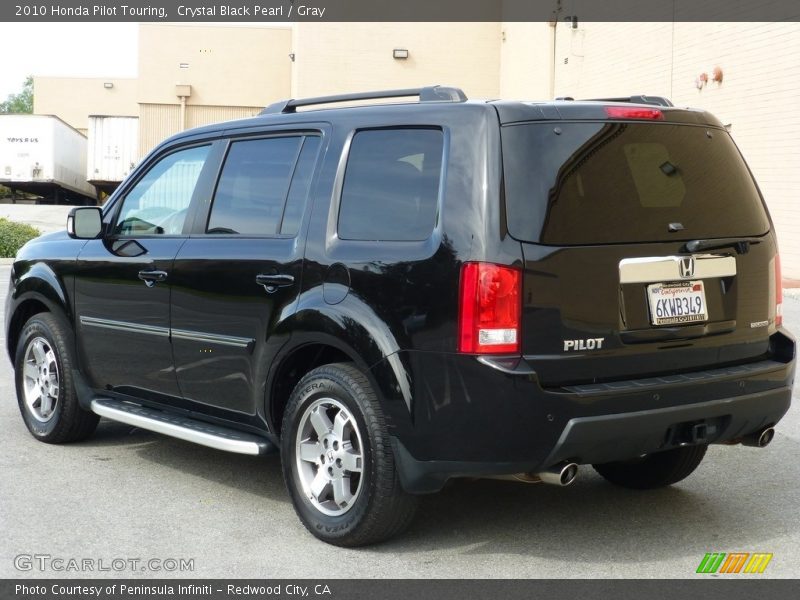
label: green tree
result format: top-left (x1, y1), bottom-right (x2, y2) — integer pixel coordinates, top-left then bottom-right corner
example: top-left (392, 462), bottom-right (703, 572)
top-left (0, 76), bottom-right (33, 113)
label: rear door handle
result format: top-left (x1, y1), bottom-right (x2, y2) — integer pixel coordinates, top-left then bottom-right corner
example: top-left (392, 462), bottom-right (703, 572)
top-left (256, 274), bottom-right (295, 293)
top-left (138, 270), bottom-right (168, 287)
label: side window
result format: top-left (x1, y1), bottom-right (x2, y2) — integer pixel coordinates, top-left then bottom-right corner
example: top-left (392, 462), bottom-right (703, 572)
top-left (115, 145), bottom-right (210, 236)
top-left (338, 128), bottom-right (443, 242)
top-left (280, 136), bottom-right (321, 236)
top-left (207, 136), bottom-right (302, 235)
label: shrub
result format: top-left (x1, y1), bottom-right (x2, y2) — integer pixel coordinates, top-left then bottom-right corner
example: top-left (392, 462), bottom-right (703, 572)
top-left (0, 217), bottom-right (41, 258)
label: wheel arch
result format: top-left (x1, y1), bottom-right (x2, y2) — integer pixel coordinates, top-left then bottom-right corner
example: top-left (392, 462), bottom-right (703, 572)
top-left (266, 322), bottom-right (413, 439)
top-left (267, 287), bottom-right (417, 434)
top-left (6, 268), bottom-right (72, 362)
top-left (267, 334), bottom-right (366, 436)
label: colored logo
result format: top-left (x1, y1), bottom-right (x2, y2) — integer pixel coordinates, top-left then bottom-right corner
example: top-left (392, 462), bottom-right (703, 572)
top-left (696, 552), bottom-right (773, 574)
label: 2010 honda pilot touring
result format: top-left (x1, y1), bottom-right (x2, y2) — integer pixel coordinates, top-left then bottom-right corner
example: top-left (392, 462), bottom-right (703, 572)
top-left (5, 86), bottom-right (794, 546)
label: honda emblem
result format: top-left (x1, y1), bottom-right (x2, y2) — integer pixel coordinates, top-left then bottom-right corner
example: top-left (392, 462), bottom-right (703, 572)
top-left (679, 257), bottom-right (695, 279)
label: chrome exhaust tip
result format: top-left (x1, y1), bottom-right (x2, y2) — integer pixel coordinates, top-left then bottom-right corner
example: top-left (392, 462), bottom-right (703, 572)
top-left (741, 427), bottom-right (775, 448)
top-left (536, 462), bottom-right (579, 487)
top-left (758, 427), bottom-right (775, 447)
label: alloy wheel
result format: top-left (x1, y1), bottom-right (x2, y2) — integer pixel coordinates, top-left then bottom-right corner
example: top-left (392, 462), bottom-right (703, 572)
top-left (294, 397), bottom-right (365, 516)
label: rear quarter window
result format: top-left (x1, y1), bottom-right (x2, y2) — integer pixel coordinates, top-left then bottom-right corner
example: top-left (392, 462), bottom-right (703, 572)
top-left (337, 128), bottom-right (443, 242)
top-left (501, 122), bottom-right (770, 245)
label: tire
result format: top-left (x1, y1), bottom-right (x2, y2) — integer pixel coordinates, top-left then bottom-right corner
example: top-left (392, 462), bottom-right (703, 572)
top-left (281, 362), bottom-right (418, 546)
top-left (14, 312), bottom-right (99, 444)
top-left (593, 444), bottom-right (708, 490)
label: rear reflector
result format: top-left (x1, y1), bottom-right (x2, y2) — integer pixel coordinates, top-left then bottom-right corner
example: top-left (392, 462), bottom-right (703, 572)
top-left (775, 254), bottom-right (783, 327)
top-left (605, 106), bottom-right (664, 120)
top-left (458, 262), bottom-right (521, 354)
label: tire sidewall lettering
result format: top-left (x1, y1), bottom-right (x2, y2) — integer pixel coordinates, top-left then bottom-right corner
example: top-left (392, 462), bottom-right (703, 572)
top-left (283, 369), bottom-right (375, 541)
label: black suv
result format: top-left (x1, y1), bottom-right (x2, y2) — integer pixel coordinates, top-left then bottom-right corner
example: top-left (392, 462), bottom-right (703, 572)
top-left (5, 86), bottom-right (794, 546)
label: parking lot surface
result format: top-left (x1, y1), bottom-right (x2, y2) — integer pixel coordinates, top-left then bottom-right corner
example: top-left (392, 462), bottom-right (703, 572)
top-left (1, 264), bottom-right (798, 578)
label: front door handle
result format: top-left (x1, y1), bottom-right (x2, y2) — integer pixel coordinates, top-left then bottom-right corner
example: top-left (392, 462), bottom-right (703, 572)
top-left (138, 270), bottom-right (168, 287)
top-left (256, 274), bottom-right (295, 293)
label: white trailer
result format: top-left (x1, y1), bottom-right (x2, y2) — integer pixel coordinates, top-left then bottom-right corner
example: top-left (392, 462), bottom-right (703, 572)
top-left (87, 115), bottom-right (139, 199)
top-left (0, 114), bottom-right (95, 203)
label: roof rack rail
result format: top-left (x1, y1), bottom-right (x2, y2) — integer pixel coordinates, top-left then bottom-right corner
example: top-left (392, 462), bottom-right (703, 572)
top-left (260, 85), bottom-right (468, 115)
top-left (582, 95), bottom-right (674, 107)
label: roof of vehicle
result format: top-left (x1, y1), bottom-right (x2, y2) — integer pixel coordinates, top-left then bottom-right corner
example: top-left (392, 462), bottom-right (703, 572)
top-left (158, 85), bottom-right (724, 150)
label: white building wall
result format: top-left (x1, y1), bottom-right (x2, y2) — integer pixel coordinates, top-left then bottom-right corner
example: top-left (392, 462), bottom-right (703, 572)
top-left (551, 21), bottom-right (800, 277)
top-left (553, 23), bottom-right (675, 98)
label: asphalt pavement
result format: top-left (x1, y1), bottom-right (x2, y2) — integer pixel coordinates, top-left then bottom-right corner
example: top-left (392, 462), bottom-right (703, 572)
top-left (1, 263), bottom-right (798, 578)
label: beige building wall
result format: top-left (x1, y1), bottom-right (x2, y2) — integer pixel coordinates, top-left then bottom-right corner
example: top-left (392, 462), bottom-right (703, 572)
top-left (185, 105), bottom-right (263, 129)
top-left (137, 104), bottom-right (180, 159)
top-left (291, 23), bottom-right (502, 99)
top-left (551, 21), bottom-right (800, 277)
top-left (138, 103), bottom-right (264, 157)
top-left (499, 22), bottom-right (553, 100)
top-left (33, 77), bottom-right (138, 134)
top-left (138, 24), bottom-right (291, 107)
top-left (137, 24), bottom-right (291, 155)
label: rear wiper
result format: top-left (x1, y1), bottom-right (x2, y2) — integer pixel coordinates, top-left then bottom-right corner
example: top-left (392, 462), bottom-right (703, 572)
top-left (682, 237), bottom-right (763, 255)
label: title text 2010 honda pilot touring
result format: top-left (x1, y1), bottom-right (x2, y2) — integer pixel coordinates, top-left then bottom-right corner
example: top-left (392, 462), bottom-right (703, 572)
top-left (5, 86), bottom-right (794, 545)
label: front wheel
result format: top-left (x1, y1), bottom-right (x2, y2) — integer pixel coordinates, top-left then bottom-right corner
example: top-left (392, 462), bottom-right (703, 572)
top-left (281, 362), bottom-right (418, 546)
top-left (593, 444), bottom-right (708, 490)
top-left (14, 313), bottom-right (99, 443)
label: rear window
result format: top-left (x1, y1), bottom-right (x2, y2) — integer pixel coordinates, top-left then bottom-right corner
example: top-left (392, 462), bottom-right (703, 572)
top-left (502, 122), bottom-right (770, 245)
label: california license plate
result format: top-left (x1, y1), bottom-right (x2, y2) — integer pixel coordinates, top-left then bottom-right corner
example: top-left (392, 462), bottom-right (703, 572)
top-left (647, 281), bottom-right (708, 326)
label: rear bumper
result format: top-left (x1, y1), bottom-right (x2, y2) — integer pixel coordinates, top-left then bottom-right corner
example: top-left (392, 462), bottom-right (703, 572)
top-left (540, 385), bottom-right (790, 467)
top-left (394, 384), bottom-right (791, 494)
top-left (387, 332), bottom-right (795, 494)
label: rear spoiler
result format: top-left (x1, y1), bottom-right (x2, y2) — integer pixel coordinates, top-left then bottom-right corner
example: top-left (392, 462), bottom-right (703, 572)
top-left (556, 95), bottom-right (674, 107)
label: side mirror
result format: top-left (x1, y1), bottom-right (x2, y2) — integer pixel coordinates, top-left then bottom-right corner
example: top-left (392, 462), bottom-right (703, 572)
top-left (67, 207), bottom-right (103, 239)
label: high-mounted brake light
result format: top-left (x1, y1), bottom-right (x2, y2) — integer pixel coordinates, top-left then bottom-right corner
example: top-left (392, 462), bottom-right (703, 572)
top-left (458, 262), bottom-right (521, 354)
top-left (775, 254), bottom-right (783, 327)
top-left (604, 106), bottom-right (664, 121)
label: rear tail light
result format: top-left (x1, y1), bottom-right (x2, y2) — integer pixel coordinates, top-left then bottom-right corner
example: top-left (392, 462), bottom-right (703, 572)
top-left (458, 262), bottom-right (521, 354)
top-left (775, 254), bottom-right (783, 327)
top-left (604, 106), bottom-right (664, 120)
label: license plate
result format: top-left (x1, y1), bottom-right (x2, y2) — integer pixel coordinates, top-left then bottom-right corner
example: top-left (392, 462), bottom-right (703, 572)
top-left (647, 281), bottom-right (708, 326)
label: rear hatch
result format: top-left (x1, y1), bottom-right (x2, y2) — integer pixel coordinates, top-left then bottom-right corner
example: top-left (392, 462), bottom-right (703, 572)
top-left (500, 104), bottom-right (780, 386)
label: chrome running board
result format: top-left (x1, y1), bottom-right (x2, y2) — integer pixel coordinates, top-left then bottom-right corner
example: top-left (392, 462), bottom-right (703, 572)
top-left (90, 398), bottom-right (273, 456)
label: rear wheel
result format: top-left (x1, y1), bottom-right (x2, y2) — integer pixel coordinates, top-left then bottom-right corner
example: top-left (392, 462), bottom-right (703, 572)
top-left (281, 362), bottom-right (418, 546)
top-left (14, 313), bottom-right (99, 443)
top-left (593, 445), bottom-right (707, 490)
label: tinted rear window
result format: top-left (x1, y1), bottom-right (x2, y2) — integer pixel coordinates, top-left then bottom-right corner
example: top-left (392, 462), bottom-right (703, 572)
top-left (502, 122), bottom-right (770, 245)
top-left (338, 128), bottom-right (443, 242)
